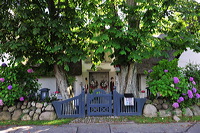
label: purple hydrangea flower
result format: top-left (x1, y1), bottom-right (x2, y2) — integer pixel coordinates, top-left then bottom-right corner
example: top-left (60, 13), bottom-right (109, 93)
top-left (172, 102), bottom-right (179, 108)
top-left (148, 69), bottom-right (153, 73)
top-left (196, 93), bottom-right (200, 99)
top-left (19, 97), bottom-right (24, 101)
top-left (182, 93), bottom-right (186, 96)
top-left (0, 99), bottom-right (3, 106)
top-left (177, 97), bottom-right (184, 103)
top-left (7, 85), bottom-right (12, 90)
top-left (1, 63), bottom-right (7, 67)
top-left (175, 87), bottom-right (179, 89)
top-left (27, 69), bottom-right (34, 73)
top-left (192, 87), bottom-right (197, 93)
top-left (0, 78), bottom-right (5, 82)
top-left (187, 90), bottom-right (193, 99)
top-left (192, 81), bottom-right (196, 85)
top-left (164, 70), bottom-right (168, 73)
top-left (189, 77), bottom-right (194, 82)
top-left (173, 77), bottom-right (180, 84)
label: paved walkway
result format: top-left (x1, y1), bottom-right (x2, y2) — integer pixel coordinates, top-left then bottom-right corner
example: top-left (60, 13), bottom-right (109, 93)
top-left (0, 121), bottom-right (200, 133)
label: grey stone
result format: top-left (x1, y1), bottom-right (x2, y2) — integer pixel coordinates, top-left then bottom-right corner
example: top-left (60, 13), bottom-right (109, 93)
top-left (29, 111), bottom-right (35, 117)
top-left (23, 108), bottom-right (30, 114)
top-left (21, 114), bottom-right (31, 121)
top-left (31, 101), bottom-right (36, 106)
top-left (162, 103), bottom-right (169, 110)
top-left (184, 108), bottom-right (193, 116)
top-left (17, 102), bottom-right (22, 109)
top-left (36, 108), bottom-right (42, 114)
top-left (173, 108), bottom-right (182, 116)
top-left (173, 115), bottom-right (181, 122)
top-left (145, 99), bottom-right (152, 104)
top-left (155, 104), bottom-right (162, 110)
top-left (23, 101), bottom-right (28, 106)
top-left (0, 111), bottom-right (11, 120)
top-left (27, 102), bottom-right (31, 108)
top-left (45, 104), bottom-right (54, 111)
top-left (21, 105), bottom-right (27, 109)
top-left (158, 99), bottom-right (164, 104)
top-left (36, 103), bottom-right (43, 109)
top-left (33, 113), bottom-right (39, 120)
top-left (3, 106), bottom-right (8, 111)
top-left (191, 105), bottom-right (200, 116)
top-left (39, 111), bottom-right (57, 120)
top-left (12, 109), bottom-right (22, 120)
top-left (163, 99), bottom-right (167, 103)
top-left (159, 110), bottom-right (172, 117)
top-left (143, 104), bottom-right (157, 117)
top-left (153, 99), bottom-right (159, 105)
top-left (30, 106), bottom-right (36, 111)
top-left (8, 106), bottom-right (16, 112)
top-left (44, 102), bottom-right (48, 107)
top-left (42, 107), bottom-right (45, 112)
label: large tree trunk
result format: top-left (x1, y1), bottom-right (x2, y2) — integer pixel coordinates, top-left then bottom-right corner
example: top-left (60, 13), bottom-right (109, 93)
top-left (54, 64), bottom-right (69, 100)
top-left (116, 63), bottom-right (139, 97)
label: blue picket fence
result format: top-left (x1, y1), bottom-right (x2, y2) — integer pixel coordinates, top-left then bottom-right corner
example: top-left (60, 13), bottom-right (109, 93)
top-left (52, 90), bottom-right (85, 118)
top-left (52, 88), bottom-right (146, 118)
top-left (113, 90), bottom-right (146, 116)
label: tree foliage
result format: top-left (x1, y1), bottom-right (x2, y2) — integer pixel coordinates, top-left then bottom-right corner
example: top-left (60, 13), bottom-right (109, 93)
top-left (89, 0), bottom-right (200, 65)
top-left (0, 0), bottom-right (92, 69)
top-left (0, 0), bottom-right (200, 98)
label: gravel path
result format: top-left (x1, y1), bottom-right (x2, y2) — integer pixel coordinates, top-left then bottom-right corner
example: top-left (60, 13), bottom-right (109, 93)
top-left (70, 116), bottom-right (130, 124)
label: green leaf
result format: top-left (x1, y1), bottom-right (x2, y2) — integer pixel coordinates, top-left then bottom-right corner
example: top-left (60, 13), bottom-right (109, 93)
top-left (71, 56), bottom-right (78, 63)
top-left (64, 65), bottom-right (69, 71)
top-left (119, 50), bottom-right (126, 55)
top-left (101, 34), bottom-right (109, 41)
top-left (33, 28), bottom-right (40, 35)
top-left (96, 46), bottom-right (104, 54)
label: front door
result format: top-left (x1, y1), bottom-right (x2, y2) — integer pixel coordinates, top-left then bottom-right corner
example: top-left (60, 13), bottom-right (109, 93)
top-left (89, 72), bottom-right (109, 91)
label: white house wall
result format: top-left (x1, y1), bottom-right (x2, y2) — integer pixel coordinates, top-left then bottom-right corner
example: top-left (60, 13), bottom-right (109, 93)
top-left (139, 75), bottom-right (147, 98)
top-left (38, 77), bottom-right (57, 94)
top-left (178, 48), bottom-right (200, 67)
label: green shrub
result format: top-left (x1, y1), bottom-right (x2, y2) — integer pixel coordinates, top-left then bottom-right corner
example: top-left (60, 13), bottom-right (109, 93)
top-left (182, 63), bottom-right (200, 90)
top-left (145, 59), bottom-right (200, 109)
top-left (0, 63), bottom-right (40, 106)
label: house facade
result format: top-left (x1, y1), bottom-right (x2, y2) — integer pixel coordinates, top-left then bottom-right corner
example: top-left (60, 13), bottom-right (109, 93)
top-left (1, 49), bottom-right (200, 99)
top-left (37, 48), bottom-right (200, 98)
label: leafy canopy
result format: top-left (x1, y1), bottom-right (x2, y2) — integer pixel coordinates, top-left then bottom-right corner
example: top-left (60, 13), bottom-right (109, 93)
top-left (88, 0), bottom-right (200, 65)
top-left (0, 0), bottom-right (199, 68)
top-left (0, 0), bottom-right (95, 70)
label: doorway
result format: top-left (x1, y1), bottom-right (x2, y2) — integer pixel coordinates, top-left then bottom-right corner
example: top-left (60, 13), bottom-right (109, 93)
top-left (89, 72), bottom-right (109, 91)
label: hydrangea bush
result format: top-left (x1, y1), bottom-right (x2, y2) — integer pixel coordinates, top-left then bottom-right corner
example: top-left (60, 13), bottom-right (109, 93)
top-left (145, 59), bottom-right (200, 109)
top-left (0, 63), bottom-right (40, 106)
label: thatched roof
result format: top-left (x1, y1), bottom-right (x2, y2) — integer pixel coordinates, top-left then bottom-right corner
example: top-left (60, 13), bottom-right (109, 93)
top-left (137, 50), bottom-right (177, 74)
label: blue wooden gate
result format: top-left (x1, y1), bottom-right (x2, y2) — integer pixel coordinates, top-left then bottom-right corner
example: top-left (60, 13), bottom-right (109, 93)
top-left (87, 89), bottom-right (112, 116)
top-left (52, 88), bottom-right (146, 118)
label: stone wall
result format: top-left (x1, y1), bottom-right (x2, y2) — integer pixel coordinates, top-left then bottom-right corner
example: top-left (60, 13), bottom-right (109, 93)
top-left (143, 99), bottom-right (200, 121)
top-left (1, 99), bottom-right (200, 121)
top-left (0, 101), bottom-right (57, 121)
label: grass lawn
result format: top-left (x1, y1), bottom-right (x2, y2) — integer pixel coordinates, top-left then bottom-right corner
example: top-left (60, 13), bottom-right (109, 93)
top-left (0, 116), bottom-right (200, 126)
top-left (0, 118), bottom-right (74, 126)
